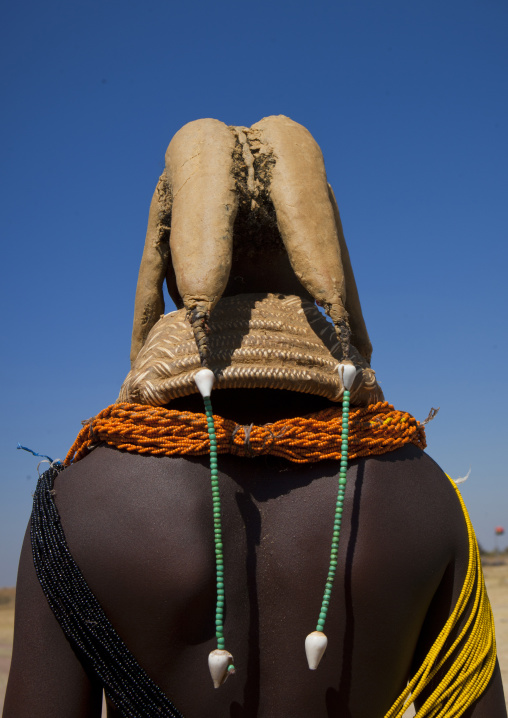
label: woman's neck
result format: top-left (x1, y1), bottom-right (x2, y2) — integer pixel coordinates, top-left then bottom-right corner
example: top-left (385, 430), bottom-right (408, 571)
top-left (167, 389), bottom-right (336, 424)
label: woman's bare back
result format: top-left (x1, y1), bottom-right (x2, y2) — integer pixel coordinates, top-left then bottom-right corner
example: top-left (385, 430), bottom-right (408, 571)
top-left (8, 432), bottom-right (506, 718)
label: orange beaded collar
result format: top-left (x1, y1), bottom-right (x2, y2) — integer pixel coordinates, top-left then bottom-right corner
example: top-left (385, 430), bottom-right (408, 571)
top-left (65, 401), bottom-right (426, 466)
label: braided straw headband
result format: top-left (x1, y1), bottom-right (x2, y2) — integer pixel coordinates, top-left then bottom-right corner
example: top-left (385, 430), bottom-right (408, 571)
top-left (119, 293), bottom-right (383, 407)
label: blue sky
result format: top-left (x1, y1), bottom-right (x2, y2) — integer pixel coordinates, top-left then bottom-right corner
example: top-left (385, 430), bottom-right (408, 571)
top-left (1, 0), bottom-right (507, 585)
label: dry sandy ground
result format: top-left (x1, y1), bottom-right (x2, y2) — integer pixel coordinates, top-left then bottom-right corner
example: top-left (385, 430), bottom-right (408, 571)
top-left (1, 564), bottom-right (507, 716)
top-left (0, 589), bottom-right (15, 717)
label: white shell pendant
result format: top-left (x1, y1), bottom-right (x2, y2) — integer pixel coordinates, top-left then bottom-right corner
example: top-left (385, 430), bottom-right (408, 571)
top-left (208, 649), bottom-right (235, 688)
top-left (305, 631), bottom-right (328, 670)
top-left (337, 362), bottom-right (360, 391)
top-left (194, 368), bottom-right (215, 397)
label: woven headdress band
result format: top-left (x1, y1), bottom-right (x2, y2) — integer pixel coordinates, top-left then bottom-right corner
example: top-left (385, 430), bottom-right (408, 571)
top-left (120, 293), bottom-right (383, 407)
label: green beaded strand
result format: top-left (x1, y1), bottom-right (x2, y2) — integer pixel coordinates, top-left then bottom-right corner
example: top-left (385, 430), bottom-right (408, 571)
top-left (315, 388), bottom-right (351, 633)
top-left (203, 395), bottom-right (235, 672)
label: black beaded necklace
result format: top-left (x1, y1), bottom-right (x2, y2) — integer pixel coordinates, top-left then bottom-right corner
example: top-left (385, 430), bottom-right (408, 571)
top-left (31, 464), bottom-right (185, 718)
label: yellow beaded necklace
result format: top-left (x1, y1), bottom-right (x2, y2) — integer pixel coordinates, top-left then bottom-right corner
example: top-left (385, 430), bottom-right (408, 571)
top-left (386, 478), bottom-right (496, 717)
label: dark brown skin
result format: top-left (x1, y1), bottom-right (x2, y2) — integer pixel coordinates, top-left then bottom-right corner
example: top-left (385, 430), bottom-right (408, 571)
top-left (4, 391), bottom-right (507, 717)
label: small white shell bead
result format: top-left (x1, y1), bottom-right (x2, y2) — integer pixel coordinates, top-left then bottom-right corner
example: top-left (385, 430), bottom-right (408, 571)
top-left (338, 362), bottom-right (360, 391)
top-left (208, 649), bottom-right (235, 688)
top-left (305, 631), bottom-right (328, 670)
top-left (194, 368), bottom-right (215, 397)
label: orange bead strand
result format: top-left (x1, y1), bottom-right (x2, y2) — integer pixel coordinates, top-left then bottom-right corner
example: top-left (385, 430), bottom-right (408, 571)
top-left (65, 401), bottom-right (426, 466)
